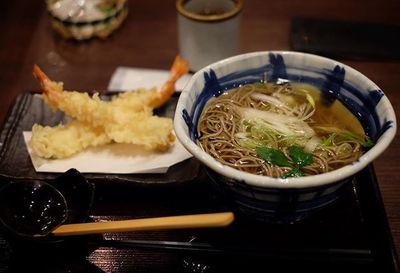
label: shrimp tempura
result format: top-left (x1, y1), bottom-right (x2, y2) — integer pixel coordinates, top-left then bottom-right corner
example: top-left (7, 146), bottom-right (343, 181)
top-left (30, 56), bottom-right (189, 159)
top-left (31, 121), bottom-right (111, 159)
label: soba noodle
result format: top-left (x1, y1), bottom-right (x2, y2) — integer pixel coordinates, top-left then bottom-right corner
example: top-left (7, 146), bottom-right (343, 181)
top-left (197, 82), bottom-right (372, 178)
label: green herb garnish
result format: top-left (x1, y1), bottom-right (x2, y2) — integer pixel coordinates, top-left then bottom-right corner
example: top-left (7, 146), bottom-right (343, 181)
top-left (255, 147), bottom-right (291, 167)
top-left (289, 145), bottom-right (313, 167)
top-left (256, 146), bottom-right (313, 178)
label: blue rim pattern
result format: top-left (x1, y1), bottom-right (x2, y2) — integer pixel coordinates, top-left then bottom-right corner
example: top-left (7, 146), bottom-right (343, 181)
top-left (182, 53), bottom-right (394, 144)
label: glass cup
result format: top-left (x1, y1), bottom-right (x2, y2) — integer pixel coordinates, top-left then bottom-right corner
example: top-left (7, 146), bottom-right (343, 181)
top-left (176, 0), bottom-right (243, 72)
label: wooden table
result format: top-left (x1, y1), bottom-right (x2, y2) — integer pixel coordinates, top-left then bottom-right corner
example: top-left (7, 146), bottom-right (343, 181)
top-left (0, 0), bottom-right (399, 271)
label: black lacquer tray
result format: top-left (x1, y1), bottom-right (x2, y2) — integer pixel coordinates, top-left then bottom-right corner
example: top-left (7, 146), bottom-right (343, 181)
top-left (0, 93), bottom-right (398, 273)
top-left (0, 165), bottom-right (398, 273)
top-left (0, 92), bottom-right (200, 186)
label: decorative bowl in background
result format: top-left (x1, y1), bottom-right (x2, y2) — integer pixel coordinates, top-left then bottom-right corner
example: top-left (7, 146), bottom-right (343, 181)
top-left (46, 0), bottom-right (128, 40)
top-left (174, 51), bottom-right (397, 223)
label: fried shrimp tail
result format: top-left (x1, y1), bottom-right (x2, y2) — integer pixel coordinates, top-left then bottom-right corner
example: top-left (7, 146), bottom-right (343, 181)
top-left (32, 64), bottom-right (64, 110)
top-left (151, 55), bottom-right (189, 108)
top-left (33, 64), bottom-right (110, 127)
top-left (32, 64), bottom-right (49, 88)
top-left (109, 55), bottom-right (189, 110)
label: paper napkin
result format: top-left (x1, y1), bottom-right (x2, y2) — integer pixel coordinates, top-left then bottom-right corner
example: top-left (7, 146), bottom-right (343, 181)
top-left (108, 66), bottom-right (192, 91)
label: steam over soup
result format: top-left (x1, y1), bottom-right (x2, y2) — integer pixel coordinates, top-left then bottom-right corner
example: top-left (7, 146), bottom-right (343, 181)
top-left (197, 82), bottom-right (373, 178)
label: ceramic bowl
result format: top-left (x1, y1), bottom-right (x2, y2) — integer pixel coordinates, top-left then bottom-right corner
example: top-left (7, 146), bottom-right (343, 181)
top-left (174, 51), bottom-right (397, 223)
top-left (46, 0), bottom-right (128, 40)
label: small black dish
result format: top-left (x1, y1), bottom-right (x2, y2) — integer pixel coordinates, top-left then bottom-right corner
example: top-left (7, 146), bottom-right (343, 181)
top-left (0, 169), bottom-right (96, 256)
top-left (0, 179), bottom-right (68, 238)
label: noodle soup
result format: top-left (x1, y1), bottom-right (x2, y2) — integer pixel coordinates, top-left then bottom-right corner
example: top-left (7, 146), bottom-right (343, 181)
top-left (197, 82), bottom-right (372, 178)
top-left (175, 51), bottom-right (396, 222)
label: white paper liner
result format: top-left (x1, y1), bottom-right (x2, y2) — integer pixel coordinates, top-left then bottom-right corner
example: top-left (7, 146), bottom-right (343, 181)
top-left (23, 132), bottom-right (193, 174)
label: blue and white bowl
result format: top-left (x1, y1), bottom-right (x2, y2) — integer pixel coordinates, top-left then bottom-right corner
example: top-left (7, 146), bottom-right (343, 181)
top-left (174, 51), bottom-right (397, 223)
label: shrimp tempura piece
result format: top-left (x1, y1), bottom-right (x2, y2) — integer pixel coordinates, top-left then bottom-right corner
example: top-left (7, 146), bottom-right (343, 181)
top-left (31, 121), bottom-right (111, 159)
top-left (30, 56), bottom-right (189, 159)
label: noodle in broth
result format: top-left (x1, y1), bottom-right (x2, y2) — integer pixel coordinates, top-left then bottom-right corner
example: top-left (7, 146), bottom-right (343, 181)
top-left (197, 82), bottom-right (372, 178)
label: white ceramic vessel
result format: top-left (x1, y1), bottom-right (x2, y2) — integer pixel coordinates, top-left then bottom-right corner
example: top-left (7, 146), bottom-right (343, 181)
top-left (174, 51), bottom-right (397, 222)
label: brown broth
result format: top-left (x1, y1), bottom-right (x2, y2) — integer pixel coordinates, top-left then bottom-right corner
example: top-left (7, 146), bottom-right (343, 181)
top-left (291, 83), bottom-right (365, 135)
